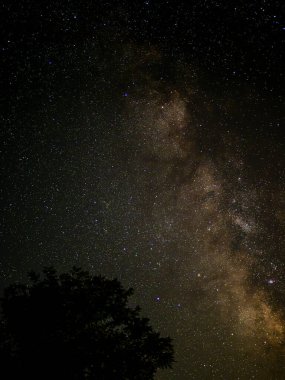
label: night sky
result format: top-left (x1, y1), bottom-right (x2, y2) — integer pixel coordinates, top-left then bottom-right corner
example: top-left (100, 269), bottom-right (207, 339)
top-left (1, 1), bottom-right (285, 378)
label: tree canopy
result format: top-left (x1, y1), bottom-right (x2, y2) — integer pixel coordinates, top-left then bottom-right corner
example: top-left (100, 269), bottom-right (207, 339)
top-left (0, 267), bottom-right (174, 379)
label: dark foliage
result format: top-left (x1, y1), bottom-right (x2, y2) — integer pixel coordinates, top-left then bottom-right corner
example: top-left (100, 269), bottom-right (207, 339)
top-left (0, 267), bottom-right (174, 379)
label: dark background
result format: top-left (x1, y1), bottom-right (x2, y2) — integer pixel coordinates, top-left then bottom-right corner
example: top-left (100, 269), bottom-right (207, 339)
top-left (1, 1), bottom-right (285, 378)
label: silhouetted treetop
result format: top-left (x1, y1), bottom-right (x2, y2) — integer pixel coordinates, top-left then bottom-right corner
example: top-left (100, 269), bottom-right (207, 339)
top-left (0, 267), bottom-right (174, 380)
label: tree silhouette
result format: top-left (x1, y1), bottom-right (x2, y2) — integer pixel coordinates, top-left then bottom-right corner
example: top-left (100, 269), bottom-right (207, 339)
top-left (0, 267), bottom-right (174, 379)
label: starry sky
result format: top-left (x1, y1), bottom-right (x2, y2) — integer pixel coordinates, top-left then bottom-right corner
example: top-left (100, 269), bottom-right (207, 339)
top-left (1, 1), bottom-right (285, 378)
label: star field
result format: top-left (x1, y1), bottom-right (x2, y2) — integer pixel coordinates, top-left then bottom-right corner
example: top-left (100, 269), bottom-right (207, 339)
top-left (1, 1), bottom-right (285, 379)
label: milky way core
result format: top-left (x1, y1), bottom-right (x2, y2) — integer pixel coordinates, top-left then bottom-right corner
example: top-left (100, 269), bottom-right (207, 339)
top-left (116, 47), bottom-right (285, 378)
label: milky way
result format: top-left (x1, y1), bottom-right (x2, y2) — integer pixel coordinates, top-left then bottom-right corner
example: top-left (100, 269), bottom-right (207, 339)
top-left (2, 10), bottom-right (285, 378)
top-left (112, 48), bottom-right (285, 378)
